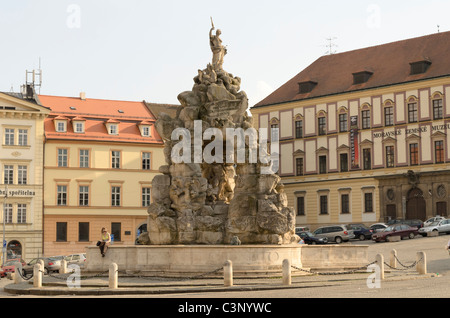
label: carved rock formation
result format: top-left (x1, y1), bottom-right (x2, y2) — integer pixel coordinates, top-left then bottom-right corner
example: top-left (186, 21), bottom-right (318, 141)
top-left (142, 27), bottom-right (298, 246)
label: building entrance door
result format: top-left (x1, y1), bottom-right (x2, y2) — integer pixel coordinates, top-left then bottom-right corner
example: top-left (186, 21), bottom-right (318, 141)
top-left (386, 204), bottom-right (397, 221)
top-left (406, 188), bottom-right (426, 221)
top-left (436, 202), bottom-right (447, 217)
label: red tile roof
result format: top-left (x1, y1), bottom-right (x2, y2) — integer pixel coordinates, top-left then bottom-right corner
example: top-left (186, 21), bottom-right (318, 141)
top-left (253, 31), bottom-right (450, 108)
top-left (40, 95), bottom-right (163, 145)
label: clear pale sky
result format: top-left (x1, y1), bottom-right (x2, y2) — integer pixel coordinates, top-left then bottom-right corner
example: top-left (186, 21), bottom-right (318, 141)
top-left (1, 0), bottom-right (448, 106)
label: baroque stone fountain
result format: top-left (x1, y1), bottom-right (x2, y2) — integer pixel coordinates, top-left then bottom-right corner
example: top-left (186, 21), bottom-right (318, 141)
top-left (86, 23), bottom-right (303, 276)
top-left (139, 22), bottom-right (299, 247)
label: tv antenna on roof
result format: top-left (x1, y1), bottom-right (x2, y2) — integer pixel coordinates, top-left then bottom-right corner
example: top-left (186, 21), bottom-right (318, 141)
top-left (25, 57), bottom-right (43, 94)
top-left (324, 37), bottom-right (338, 55)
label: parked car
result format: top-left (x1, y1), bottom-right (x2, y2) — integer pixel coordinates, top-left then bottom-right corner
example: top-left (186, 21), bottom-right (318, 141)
top-left (64, 253), bottom-right (86, 268)
top-left (419, 219), bottom-right (450, 236)
top-left (295, 226), bottom-right (310, 235)
top-left (424, 216), bottom-right (446, 227)
top-left (372, 224), bottom-right (419, 242)
top-left (298, 231), bottom-right (328, 245)
top-left (0, 258), bottom-right (26, 278)
top-left (370, 223), bottom-right (388, 233)
top-left (386, 219), bottom-right (424, 229)
top-left (22, 257), bottom-right (62, 275)
top-left (312, 225), bottom-right (354, 244)
top-left (346, 224), bottom-right (373, 240)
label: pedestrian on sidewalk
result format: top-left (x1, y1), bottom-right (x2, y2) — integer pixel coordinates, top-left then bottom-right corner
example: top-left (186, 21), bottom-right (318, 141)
top-left (99, 227), bottom-right (111, 257)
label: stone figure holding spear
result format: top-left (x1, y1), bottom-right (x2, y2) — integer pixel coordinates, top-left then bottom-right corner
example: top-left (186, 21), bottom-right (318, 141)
top-left (209, 17), bottom-right (227, 71)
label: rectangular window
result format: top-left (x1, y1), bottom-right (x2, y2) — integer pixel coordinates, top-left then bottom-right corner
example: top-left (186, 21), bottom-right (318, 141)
top-left (320, 195), bottom-right (328, 215)
top-left (384, 107), bottom-right (394, 126)
top-left (410, 143), bottom-right (419, 166)
top-left (4, 165), bottom-right (13, 184)
top-left (79, 149), bottom-right (89, 168)
top-left (4, 204), bottom-right (12, 224)
top-left (57, 185), bottom-right (67, 206)
top-left (111, 222), bottom-right (121, 242)
top-left (18, 165), bottom-right (27, 185)
top-left (142, 126), bottom-right (150, 137)
top-left (57, 122), bottom-right (66, 132)
top-left (296, 158), bottom-right (304, 176)
top-left (408, 103), bottom-right (418, 123)
top-left (142, 187), bottom-right (151, 207)
top-left (4, 128), bottom-right (14, 145)
top-left (58, 149), bottom-right (68, 167)
top-left (111, 186), bottom-right (121, 206)
top-left (362, 110), bottom-right (371, 129)
top-left (142, 152), bottom-right (151, 170)
top-left (297, 197), bottom-right (305, 216)
top-left (364, 193), bottom-right (373, 213)
top-left (78, 222), bottom-right (90, 242)
top-left (340, 153), bottom-right (348, 172)
top-left (18, 129), bottom-right (28, 146)
top-left (435, 140), bottom-right (444, 164)
top-left (56, 222), bottom-right (67, 242)
top-left (270, 124), bottom-right (279, 141)
top-left (341, 194), bottom-right (349, 214)
top-left (17, 204), bottom-right (27, 224)
top-left (319, 156), bottom-right (327, 174)
top-left (339, 114), bottom-right (348, 132)
top-left (318, 117), bottom-right (326, 135)
top-left (295, 120), bottom-right (303, 139)
top-left (363, 148), bottom-right (372, 170)
top-left (111, 151), bottom-right (121, 169)
top-left (109, 124), bottom-right (118, 135)
top-left (433, 99), bottom-right (443, 120)
top-left (386, 146), bottom-right (395, 168)
top-left (79, 186), bottom-right (89, 206)
top-left (74, 122), bottom-right (84, 133)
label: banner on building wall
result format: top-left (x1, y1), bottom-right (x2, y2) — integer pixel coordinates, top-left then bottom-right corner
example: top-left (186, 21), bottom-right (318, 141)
top-left (350, 116), bottom-right (359, 169)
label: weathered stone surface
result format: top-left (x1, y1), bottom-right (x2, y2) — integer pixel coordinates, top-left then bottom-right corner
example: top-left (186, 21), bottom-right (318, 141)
top-left (144, 25), bottom-right (298, 246)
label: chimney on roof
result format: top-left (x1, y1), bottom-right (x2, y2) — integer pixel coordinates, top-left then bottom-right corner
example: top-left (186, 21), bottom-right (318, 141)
top-left (80, 92), bottom-right (86, 100)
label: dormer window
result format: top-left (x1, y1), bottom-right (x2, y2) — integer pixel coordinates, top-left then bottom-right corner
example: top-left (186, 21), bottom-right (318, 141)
top-left (298, 81), bottom-right (317, 94)
top-left (410, 60), bottom-right (431, 75)
top-left (72, 117), bottom-right (86, 134)
top-left (138, 120), bottom-right (152, 137)
top-left (54, 116), bottom-right (69, 133)
top-left (352, 71), bottom-right (373, 85)
top-left (105, 119), bottom-right (120, 135)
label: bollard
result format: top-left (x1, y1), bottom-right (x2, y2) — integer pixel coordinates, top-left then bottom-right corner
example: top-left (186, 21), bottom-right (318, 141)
top-left (60, 259), bottom-right (67, 274)
top-left (38, 260), bottom-right (45, 275)
top-left (416, 251), bottom-right (427, 275)
top-left (224, 260), bottom-right (233, 287)
top-left (14, 264), bottom-right (23, 284)
top-left (376, 254), bottom-right (384, 280)
top-left (282, 259), bottom-right (291, 286)
top-left (109, 263), bottom-right (118, 289)
top-left (33, 263), bottom-right (42, 288)
top-left (390, 249), bottom-right (397, 269)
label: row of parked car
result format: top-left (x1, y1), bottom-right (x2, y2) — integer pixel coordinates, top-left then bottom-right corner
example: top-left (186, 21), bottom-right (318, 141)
top-left (0, 253), bottom-right (86, 278)
top-left (295, 216), bottom-right (449, 245)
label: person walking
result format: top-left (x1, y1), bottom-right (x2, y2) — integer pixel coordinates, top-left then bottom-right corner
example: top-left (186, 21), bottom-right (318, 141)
top-left (99, 227), bottom-right (111, 257)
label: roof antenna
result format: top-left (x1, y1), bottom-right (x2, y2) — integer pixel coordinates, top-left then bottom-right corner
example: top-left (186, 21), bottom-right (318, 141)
top-left (324, 37), bottom-right (338, 55)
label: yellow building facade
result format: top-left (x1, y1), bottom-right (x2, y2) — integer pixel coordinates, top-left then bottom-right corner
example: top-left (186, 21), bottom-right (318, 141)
top-left (0, 89), bottom-right (50, 262)
top-left (251, 32), bottom-right (450, 230)
top-left (40, 94), bottom-right (165, 257)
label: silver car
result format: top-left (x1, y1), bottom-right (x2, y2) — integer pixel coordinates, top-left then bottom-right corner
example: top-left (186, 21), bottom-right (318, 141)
top-left (419, 219), bottom-right (450, 236)
top-left (423, 216), bottom-right (446, 227)
top-left (312, 225), bottom-right (354, 244)
top-left (64, 253), bottom-right (86, 268)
